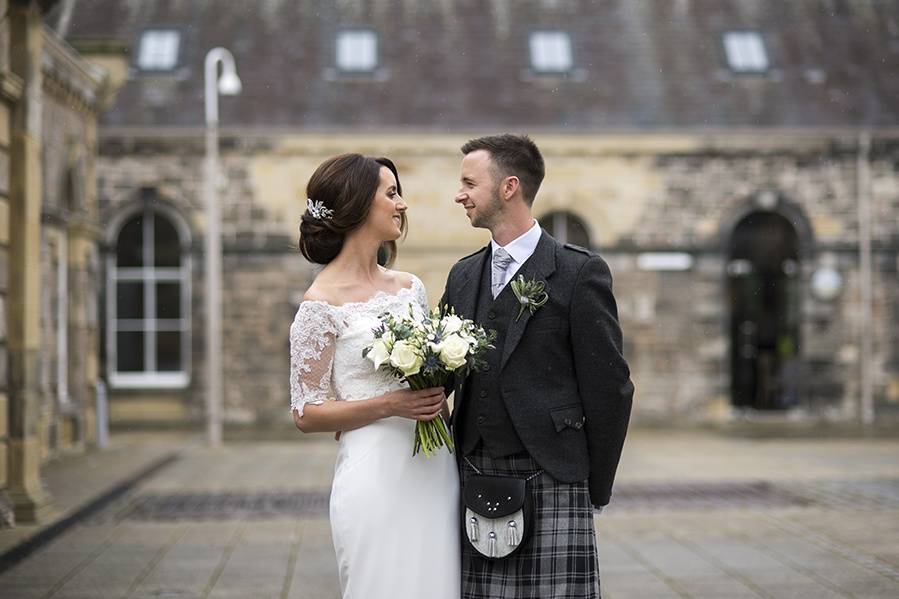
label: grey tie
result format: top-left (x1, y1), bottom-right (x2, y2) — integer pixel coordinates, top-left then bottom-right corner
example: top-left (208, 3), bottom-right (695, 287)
top-left (491, 247), bottom-right (514, 298)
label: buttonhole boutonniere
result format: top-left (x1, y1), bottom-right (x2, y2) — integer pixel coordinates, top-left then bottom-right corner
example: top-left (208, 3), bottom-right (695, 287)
top-left (510, 275), bottom-right (549, 322)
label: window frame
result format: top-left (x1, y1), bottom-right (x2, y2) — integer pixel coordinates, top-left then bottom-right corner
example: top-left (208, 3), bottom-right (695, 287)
top-left (106, 207), bottom-right (191, 389)
top-left (529, 30), bottom-right (574, 74)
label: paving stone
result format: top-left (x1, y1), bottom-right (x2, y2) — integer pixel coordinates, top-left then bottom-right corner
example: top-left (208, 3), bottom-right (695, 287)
top-left (4, 431), bottom-right (899, 598)
top-left (682, 582), bottom-right (768, 599)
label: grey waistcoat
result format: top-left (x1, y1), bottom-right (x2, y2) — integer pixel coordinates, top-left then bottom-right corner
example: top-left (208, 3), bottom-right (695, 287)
top-left (458, 250), bottom-right (526, 457)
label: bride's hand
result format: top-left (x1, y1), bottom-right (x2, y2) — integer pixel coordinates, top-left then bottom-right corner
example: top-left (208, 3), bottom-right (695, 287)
top-left (381, 388), bottom-right (446, 421)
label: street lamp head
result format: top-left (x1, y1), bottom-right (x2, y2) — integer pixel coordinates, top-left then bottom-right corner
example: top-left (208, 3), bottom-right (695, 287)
top-left (218, 71), bottom-right (242, 95)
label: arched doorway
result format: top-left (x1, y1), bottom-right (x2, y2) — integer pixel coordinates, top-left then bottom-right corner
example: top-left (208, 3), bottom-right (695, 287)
top-left (727, 211), bottom-right (801, 410)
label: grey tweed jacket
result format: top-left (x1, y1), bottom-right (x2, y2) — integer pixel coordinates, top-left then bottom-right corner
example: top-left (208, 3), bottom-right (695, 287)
top-left (440, 230), bottom-right (634, 507)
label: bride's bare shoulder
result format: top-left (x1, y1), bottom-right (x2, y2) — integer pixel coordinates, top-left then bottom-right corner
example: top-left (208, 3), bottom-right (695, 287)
top-left (382, 268), bottom-right (417, 290)
top-left (303, 276), bottom-right (342, 305)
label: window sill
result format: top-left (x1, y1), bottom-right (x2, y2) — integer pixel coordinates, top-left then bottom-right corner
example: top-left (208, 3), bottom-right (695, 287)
top-left (108, 372), bottom-right (189, 389)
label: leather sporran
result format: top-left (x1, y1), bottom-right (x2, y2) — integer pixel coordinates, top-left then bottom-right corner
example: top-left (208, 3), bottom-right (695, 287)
top-left (462, 474), bottom-right (535, 559)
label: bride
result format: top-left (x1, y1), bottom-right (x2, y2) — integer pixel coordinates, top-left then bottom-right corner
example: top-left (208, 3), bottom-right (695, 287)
top-left (289, 154), bottom-right (461, 598)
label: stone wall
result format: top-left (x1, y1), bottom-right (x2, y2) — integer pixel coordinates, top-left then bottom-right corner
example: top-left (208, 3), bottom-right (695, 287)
top-left (95, 131), bottom-right (899, 424)
top-left (0, 0), bottom-right (13, 517)
top-left (1, 6), bottom-right (103, 525)
top-left (33, 28), bottom-right (103, 457)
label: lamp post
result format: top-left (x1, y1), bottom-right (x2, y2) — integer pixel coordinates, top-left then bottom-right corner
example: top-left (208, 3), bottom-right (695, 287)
top-left (204, 48), bottom-right (241, 447)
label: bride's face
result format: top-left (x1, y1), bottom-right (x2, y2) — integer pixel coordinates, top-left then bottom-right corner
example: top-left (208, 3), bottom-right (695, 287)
top-left (366, 166), bottom-right (407, 241)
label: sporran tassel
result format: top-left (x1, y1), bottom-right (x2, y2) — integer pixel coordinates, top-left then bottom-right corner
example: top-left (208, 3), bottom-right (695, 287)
top-left (487, 531), bottom-right (497, 557)
top-left (468, 517), bottom-right (479, 542)
top-left (507, 520), bottom-right (519, 547)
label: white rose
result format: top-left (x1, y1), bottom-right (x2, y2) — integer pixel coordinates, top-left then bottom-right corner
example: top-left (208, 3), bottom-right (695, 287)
top-left (366, 338), bottom-right (392, 370)
top-left (438, 334), bottom-right (470, 370)
top-left (442, 314), bottom-right (463, 334)
top-left (390, 340), bottom-right (423, 376)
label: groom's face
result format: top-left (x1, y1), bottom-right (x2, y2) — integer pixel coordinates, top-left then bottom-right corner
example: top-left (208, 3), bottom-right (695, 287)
top-left (456, 150), bottom-right (502, 230)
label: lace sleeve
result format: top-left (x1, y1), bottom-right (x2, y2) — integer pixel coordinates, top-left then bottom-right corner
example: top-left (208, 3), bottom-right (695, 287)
top-left (289, 301), bottom-right (340, 416)
top-left (412, 274), bottom-right (430, 315)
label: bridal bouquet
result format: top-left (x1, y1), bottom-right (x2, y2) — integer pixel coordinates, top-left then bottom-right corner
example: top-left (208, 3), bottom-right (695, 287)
top-left (364, 306), bottom-right (496, 457)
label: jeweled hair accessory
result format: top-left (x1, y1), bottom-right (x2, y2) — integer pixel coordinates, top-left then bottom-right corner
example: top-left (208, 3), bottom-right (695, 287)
top-left (306, 198), bottom-right (334, 221)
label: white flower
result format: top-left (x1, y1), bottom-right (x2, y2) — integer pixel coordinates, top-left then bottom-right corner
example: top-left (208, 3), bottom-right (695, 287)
top-left (437, 334), bottom-right (469, 370)
top-left (366, 338), bottom-right (392, 370)
top-left (390, 340), bottom-right (424, 376)
top-left (441, 314), bottom-right (464, 334)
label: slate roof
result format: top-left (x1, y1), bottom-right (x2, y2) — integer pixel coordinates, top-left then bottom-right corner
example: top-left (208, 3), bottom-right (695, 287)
top-left (61, 0), bottom-right (899, 130)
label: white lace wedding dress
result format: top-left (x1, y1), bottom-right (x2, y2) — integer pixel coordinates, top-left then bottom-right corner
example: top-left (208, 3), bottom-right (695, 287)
top-left (289, 275), bottom-right (461, 599)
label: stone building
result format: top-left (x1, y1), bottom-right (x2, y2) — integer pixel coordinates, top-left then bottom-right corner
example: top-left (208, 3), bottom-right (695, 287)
top-left (63, 0), bottom-right (899, 427)
top-left (1, 0), bottom-right (104, 524)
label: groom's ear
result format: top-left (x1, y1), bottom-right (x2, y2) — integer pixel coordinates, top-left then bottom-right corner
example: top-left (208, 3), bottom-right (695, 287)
top-left (501, 175), bottom-right (520, 200)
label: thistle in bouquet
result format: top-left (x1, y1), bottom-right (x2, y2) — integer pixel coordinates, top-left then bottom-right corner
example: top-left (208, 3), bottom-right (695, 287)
top-left (363, 305), bottom-right (496, 457)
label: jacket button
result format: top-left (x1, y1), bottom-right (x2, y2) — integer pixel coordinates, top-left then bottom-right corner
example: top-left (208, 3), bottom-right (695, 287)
top-left (482, 364), bottom-right (491, 371)
top-left (477, 416), bottom-right (486, 424)
top-left (488, 311), bottom-right (496, 319)
top-left (564, 418), bottom-right (572, 426)
top-left (479, 390), bottom-right (488, 398)
top-left (574, 422), bottom-right (583, 430)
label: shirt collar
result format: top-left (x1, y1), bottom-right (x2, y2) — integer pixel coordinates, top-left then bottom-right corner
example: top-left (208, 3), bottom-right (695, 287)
top-left (491, 219), bottom-right (541, 265)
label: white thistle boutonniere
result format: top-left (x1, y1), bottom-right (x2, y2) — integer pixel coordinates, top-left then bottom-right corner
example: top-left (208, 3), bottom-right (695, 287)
top-left (510, 274), bottom-right (549, 322)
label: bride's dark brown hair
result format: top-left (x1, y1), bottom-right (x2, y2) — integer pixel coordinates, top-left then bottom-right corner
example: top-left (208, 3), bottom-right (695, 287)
top-left (299, 154), bottom-right (407, 266)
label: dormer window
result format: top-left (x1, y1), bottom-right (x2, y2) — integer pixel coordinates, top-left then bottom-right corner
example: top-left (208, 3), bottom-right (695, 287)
top-left (137, 29), bottom-right (181, 71)
top-left (337, 30), bottom-right (378, 72)
top-left (530, 31), bottom-right (573, 73)
top-left (723, 31), bottom-right (769, 73)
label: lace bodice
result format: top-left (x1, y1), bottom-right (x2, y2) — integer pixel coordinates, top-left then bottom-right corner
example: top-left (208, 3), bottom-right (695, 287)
top-left (289, 275), bottom-right (429, 416)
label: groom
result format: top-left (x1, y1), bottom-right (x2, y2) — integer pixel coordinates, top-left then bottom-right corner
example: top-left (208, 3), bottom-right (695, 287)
top-left (441, 134), bottom-right (633, 598)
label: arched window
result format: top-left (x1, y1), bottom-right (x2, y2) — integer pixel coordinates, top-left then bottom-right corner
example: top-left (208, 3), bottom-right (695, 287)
top-left (538, 211), bottom-right (592, 248)
top-left (107, 208), bottom-right (190, 387)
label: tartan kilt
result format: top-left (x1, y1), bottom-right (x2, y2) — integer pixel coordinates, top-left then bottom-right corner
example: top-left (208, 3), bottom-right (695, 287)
top-left (460, 444), bottom-right (601, 599)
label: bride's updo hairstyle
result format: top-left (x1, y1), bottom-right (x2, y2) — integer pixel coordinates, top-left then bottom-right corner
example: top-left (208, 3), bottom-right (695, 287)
top-left (299, 153), bottom-right (406, 267)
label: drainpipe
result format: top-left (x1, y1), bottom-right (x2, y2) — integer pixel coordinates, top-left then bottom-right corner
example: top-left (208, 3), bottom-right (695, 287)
top-left (857, 130), bottom-right (874, 426)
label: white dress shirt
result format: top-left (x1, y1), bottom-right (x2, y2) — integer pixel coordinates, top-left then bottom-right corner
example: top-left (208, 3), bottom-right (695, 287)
top-left (490, 220), bottom-right (542, 293)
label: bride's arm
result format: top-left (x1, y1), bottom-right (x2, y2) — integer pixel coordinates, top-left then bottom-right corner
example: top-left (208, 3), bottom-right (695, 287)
top-left (293, 387), bottom-right (446, 433)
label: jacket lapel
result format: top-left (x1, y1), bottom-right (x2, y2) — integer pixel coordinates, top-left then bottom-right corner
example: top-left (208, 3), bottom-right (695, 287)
top-left (451, 246), bottom-right (489, 414)
top-left (452, 245), bottom-right (489, 321)
top-left (500, 231), bottom-right (557, 371)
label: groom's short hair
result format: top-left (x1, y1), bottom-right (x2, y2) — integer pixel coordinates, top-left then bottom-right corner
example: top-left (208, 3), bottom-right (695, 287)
top-left (461, 134), bottom-right (545, 206)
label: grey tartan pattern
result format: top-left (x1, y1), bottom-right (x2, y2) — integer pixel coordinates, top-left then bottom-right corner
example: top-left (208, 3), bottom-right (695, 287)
top-left (460, 445), bottom-right (601, 599)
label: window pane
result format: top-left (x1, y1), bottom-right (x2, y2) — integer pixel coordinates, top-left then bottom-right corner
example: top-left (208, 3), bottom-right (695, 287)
top-left (116, 216), bottom-right (143, 267)
top-left (530, 31), bottom-right (572, 72)
top-left (337, 30), bottom-right (377, 71)
top-left (138, 30), bottom-right (180, 70)
top-left (117, 331), bottom-right (145, 372)
top-left (157, 331), bottom-right (182, 371)
top-left (117, 282), bottom-right (145, 319)
top-left (156, 282), bottom-right (181, 319)
top-left (724, 31), bottom-right (768, 72)
top-left (154, 216), bottom-right (181, 267)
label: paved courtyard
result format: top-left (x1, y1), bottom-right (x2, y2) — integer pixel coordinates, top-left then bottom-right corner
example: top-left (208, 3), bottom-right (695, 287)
top-left (1, 429), bottom-right (899, 598)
